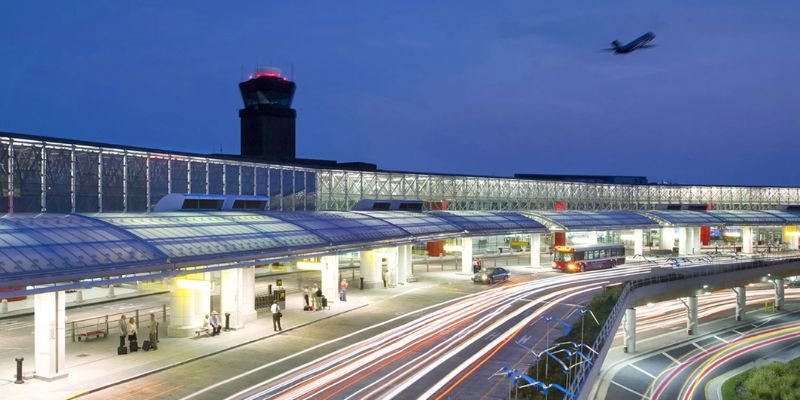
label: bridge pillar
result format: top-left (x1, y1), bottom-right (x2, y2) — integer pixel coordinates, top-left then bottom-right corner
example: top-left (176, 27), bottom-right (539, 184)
top-left (360, 249), bottom-right (384, 289)
top-left (686, 295), bottom-right (699, 335)
top-left (399, 244), bottom-right (415, 283)
top-left (530, 233), bottom-right (541, 268)
top-left (168, 273), bottom-right (211, 337)
top-left (623, 307), bottom-right (636, 353)
top-left (461, 237), bottom-right (473, 275)
top-left (220, 266), bottom-right (256, 330)
top-left (774, 278), bottom-right (785, 311)
top-left (34, 291), bottom-right (68, 380)
top-left (742, 227), bottom-right (753, 254)
top-left (633, 229), bottom-right (643, 257)
top-left (733, 286), bottom-right (746, 321)
top-left (660, 228), bottom-right (675, 251)
top-left (677, 227), bottom-right (689, 256)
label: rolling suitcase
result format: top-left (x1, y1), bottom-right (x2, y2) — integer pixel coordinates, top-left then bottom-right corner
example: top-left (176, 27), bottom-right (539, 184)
top-left (321, 295), bottom-right (328, 309)
top-left (142, 340), bottom-right (151, 351)
top-left (130, 340), bottom-right (139, 352)
top-left (117, 346), bottom-right (128, 355)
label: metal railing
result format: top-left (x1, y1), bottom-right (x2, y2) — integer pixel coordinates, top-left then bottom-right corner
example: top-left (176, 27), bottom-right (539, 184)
top-left (568, 253), bottom-right (800, 398)
top-left (67, 304), bottom-right (168, 342)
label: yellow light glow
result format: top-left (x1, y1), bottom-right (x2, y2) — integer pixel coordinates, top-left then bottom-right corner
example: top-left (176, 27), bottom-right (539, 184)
top-left (296, 261), bottom-right (323, 271)
top-left (175, 278), bottom-right (210, 290)
top-left (555, 246), bottom-right (574, 252)
top-left (568, 263), bottom-right (577, 270)
top-left (443, 244), bottom-right (463, 253)
top-left (723, 231), bottom-right (741, 238)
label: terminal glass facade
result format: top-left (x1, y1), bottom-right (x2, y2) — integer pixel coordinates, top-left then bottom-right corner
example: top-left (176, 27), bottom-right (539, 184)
top-left (3, 134), bottom-right (800, 214)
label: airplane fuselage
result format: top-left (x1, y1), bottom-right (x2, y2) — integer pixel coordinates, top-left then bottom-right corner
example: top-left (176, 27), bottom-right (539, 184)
top-left (614, 32), bottom-right (655, 54)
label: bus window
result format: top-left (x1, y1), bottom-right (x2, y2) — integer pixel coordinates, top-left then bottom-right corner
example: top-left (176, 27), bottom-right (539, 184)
top-left (555, 252), bottom-right (573, 262)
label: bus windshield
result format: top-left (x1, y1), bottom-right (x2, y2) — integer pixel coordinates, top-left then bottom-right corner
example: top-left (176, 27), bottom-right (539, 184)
top-left (554, 251), bottom-right (573, 262)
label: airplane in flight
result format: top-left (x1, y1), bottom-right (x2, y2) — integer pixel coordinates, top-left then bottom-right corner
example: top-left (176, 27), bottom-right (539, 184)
top-left (605, 32), bottom-right (656, 54)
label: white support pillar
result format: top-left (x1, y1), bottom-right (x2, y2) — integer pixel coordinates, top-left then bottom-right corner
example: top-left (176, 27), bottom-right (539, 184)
top-left (530, 233), bottom-right (541, 269)
top-left (168, 274), bottom-right (211, 337)
top-left (34, 291), bottom-right (67, 380)
top-left (385, 247), bottom-right (399, 288)
top-left (461, 237), bottom-right (473, 275)
top-left (691, 227), bottom-right (702, 255)
top-left (774, 278), bottom-right (785, 311)
top-left (742, 227), bottom-right (753, 254)
top-left (660, 228), bottom-right (675, 251)
top-left (686, 295), bottom-right (698, 335)
top-left (633, 229), bottom-right (643, 257)
top-left (321, 255), bottom-right (340, 304)
top-left (733, 286), bottom-right (746, 321)
top-left (623, 307), bottom-right (636, 353)
top-left (677, 227), bottom-right (689, 256)
top-left (360, 250), bottom-right (384, 289)
top-left (220, 267), bottom-right (256, 330)
top-left (399, 244), bottom-right (416, 283)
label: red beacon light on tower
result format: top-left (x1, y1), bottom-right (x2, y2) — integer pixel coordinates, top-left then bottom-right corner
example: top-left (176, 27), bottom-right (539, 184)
top-left (249, 67), bottom-right (286, 81)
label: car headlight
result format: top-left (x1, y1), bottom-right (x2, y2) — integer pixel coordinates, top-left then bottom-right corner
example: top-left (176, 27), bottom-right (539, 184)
top-left (568, 263), bottom-right (576, 270)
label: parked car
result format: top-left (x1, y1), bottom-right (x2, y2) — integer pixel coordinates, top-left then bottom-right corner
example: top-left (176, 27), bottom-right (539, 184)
top-left (473, 267), bottom-right (510, 284)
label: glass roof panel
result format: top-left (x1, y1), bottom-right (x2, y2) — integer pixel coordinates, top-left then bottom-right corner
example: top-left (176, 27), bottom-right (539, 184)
top-left (642, 210), bottom-right (722, 226)
top-left (707, 210), bottom-right (785, 225)
top-left (528, 211), bottom-right (658, 231)
top-left (429, 211), bottom-right (548, 233)
top-left (758, 210), bottom-right (800, 224)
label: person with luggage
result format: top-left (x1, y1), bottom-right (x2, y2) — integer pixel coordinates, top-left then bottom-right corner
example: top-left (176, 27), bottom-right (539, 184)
top-left (314, 284), bottom-right (323, 311)
top-left (147, 313), bottom-right (159, 350)
top-left (270, 300), bottom-right (282, 331)
top-left (303, 286), bottom-right (312, 311)
top-left (118, 314), bottom-right (128, 349)
top-left (128, 317), bottom-right (138, 352)
top-left (472, 258), bottom-right (479, 273)
top-left (340, 278), bottom-right (348, 302)
top-left (209, 311), bottom-right (222, 336)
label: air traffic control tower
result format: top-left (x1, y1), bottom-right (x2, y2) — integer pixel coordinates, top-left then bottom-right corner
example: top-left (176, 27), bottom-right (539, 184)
top-left (239, 68), bottom-right (296, 161)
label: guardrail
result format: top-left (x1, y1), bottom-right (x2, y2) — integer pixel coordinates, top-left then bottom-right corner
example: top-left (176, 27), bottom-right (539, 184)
top-left (568, 253), bottom-right (800, 399)
top-left (67, 305), bottom-right (168, 342)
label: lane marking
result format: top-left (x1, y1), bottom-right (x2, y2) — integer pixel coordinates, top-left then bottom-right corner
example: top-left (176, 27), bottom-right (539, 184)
top-left (662, 352), bottom-right (682, 365)
top-left (610, 380), bottom-right (646, 397)
top-left (628, 363), bottom-right (656, 379)
top-left (713, 335), bottom-right (729, 344)
top-left (692, 342), bottom-right (707, 352)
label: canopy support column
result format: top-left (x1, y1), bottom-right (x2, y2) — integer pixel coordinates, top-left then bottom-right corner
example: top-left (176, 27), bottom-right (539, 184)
top-left (34, 291), bottom-right (68, 380)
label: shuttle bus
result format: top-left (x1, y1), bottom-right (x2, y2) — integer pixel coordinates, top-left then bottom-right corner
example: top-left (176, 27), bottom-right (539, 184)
top-left (553, 243), bottom-right (626, 273)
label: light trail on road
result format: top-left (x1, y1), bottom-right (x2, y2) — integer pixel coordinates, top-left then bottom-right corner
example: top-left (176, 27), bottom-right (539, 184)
top-left (650, 322), bottom-right (800, 400)
top-left (231, 265), bottom-right (653, 400)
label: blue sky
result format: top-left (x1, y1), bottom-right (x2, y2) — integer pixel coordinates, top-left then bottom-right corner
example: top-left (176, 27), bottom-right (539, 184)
top-left (1, 1), bottom-right (799, 185)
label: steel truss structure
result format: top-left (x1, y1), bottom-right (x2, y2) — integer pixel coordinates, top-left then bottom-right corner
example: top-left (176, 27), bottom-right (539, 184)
top-left (2, 133), bottom-right (799, 213)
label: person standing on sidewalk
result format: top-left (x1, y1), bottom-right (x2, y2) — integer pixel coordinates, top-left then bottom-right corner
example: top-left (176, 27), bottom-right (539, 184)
top-left (118, 314), bottom-right (128, 349)
top-left (340, 278), bottom-right (348, 302)
top-left (270, 300), bottom-right (282, 331)
top-left (148, 313), bottom-right (159, 350)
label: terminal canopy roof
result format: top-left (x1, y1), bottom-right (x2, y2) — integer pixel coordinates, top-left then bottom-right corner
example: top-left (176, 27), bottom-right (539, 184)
top-left (642, 210), bottom-right (800, 227)
top-left (0, 210), bottom-right (546, 290)
top-left (523, 211), bottom-right (659, 231)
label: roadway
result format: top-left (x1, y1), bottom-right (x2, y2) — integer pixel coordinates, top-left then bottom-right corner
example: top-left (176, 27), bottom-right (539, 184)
top-left (596, 289), bottom-right (800, 400)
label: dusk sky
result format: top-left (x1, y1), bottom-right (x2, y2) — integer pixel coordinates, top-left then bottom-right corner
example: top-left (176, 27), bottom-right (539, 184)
top-left (2, 1), bottom-right (799, 186)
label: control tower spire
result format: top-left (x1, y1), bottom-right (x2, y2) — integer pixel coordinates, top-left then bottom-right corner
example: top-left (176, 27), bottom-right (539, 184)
top-left (239, 68), bottom-right (296, 161)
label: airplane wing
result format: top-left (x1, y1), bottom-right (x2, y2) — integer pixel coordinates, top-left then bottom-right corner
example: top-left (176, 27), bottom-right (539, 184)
top-left (638, 44), bottom-right (657, 49)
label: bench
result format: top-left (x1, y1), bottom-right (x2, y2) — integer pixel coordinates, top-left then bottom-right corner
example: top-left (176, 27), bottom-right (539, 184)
top-left (195, 327), bottom-right (210, 337)
top-left (78, 330), bottom-right (106, 341)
